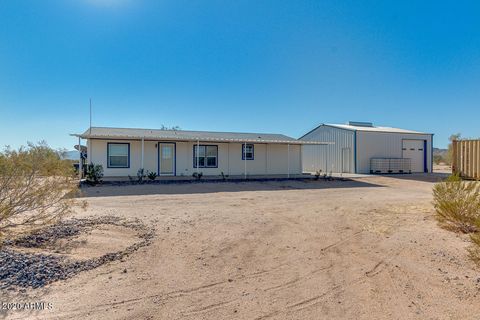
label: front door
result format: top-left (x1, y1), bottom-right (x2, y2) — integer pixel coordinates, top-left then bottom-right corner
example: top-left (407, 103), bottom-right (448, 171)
top-left (158, 143), bottom-right (175, 175)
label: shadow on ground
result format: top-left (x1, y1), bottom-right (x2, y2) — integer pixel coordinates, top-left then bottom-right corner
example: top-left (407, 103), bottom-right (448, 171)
top-left (377, 172), bottom-right (449, 183)
top-left (79, 179), bottom-right (384, 197)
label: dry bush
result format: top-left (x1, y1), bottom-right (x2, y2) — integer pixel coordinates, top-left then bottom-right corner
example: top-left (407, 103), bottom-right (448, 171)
top-left (468, 234), bottom-right (480, 265)
top-left (432, 174), bottom-right (480, 233)
top-left (0, 142), bottom-right (85, 245)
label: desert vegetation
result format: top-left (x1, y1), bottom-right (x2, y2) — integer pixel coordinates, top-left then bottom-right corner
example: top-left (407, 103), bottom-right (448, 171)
top-left (0, 142), bottom-right (85, 246)
top-left (433, 133), bottom-right (461, 165)
top-left (86, 163), bottom-right (104, 185)
top-left (433, 174), bottom-right (480, 263)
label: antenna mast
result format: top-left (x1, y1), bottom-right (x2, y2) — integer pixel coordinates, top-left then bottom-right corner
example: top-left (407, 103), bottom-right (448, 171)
top-left (89, 98), bottom-right (92, 135)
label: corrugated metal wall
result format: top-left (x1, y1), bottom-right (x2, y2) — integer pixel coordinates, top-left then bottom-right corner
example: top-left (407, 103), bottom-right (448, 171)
top-left (356, 131), bottom-right (432, 174)
top-left (452, 140), bottom-right (480, 180)
top-left (300, 126), bottom-right (355, 173)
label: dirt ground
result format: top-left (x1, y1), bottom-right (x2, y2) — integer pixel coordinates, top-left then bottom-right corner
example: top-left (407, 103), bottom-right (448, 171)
top-left (3, 174), bottom-right (480, 320)
top-left (433, 164), bottom-right (452, 174)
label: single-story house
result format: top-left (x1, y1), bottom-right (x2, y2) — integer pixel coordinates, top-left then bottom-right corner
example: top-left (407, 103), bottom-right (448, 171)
top-left (72, 127), bottom-right (330, 178)
top-left (300, 121), bottom-right (433, 174)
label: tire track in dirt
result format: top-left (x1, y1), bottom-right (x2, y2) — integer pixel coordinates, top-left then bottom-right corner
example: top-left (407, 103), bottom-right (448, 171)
top-left (253, 278), bottom-right (366, 320)
top-left (320, 230), bottom-right (364, 253)
top-left (263, 263), bottom-right (334, 292)
top-left (37, 263), bottom-right (289, 320)
top-left (254, 248), bottom-right (405, 319)
top-left (180, 298), bottom-right (238, 317)
top-left (365, 249), bottom-right (403, 278)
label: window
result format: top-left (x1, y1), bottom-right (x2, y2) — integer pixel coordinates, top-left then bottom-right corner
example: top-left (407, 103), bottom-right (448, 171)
top-left (108, 143), bottom-right (130, 168)
top-left (162, 146), bottom-right (172, 159)
top-left (193, 145), bottom-right (218, 168)
top-left (242, 144), bottom-right (254, 160)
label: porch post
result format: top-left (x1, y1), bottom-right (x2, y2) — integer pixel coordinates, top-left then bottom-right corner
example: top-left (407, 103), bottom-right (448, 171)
top-left (287, 143), bottom-right (290, 179)
top-left (299, 144), bottom-right (302, 174)
top-left (78, 136), bottom-right (83, 180)
top-left (141, 137), bottom-right (145, 169)
top-left (244, 142), bottom-right (247, 179)
top-left (197, 139), bottom-right (200, 170)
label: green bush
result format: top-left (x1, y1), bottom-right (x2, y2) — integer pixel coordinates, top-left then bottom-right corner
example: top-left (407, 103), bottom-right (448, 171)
top-left (137, 168), bottom-right (146, 184)
top-left (432, 174), bottom-right (480, 233)
top-left (147, 171), bottom-right (157, 181)
top-left (86, 163), bottom-right (104, 185)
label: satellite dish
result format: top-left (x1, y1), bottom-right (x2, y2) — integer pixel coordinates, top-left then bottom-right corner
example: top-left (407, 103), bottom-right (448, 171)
top-left (74, 145), bottom-right (88, 153)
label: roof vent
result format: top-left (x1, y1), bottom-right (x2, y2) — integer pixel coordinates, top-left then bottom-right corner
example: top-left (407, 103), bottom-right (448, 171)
top-left (348, 121), bottom-right (374, 127)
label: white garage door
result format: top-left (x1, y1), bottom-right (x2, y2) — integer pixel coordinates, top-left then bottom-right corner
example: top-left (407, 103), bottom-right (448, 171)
top-left (402, 140), bottom-right (425, 173)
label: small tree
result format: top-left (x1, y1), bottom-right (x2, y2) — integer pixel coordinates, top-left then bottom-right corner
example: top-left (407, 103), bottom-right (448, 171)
top-left (444, 133), bottom-right (461, 165)
top-left (160, 125), bottom-right (181, 131)
top-left (0, 142), bottom-right (85, 245)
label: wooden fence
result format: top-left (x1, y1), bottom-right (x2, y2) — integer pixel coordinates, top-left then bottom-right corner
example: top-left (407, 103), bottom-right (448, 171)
top-left (452, 140), bottom-right (480, 180)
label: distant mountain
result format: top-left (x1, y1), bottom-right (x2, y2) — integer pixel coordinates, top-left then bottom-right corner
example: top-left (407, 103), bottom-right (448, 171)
top-left (433, 148), bottom-right (448, 157)
top-left (62, 150), bottom-right (80, 161)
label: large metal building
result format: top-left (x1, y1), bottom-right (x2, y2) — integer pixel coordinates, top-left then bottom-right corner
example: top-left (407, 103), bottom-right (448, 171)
top-left (300, 121), bottom-right (433, 174)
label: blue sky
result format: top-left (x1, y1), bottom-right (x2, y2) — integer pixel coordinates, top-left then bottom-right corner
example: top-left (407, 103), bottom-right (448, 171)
top-left (1, 0), bottom-right (479, 149)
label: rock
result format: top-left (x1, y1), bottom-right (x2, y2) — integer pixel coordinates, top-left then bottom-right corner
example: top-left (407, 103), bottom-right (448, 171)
top-left (0, 216), bottom-right (155, 290)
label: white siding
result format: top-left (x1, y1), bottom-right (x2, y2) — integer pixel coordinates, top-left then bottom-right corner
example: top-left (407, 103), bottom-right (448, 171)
top-left (88, 139), bottom-right (157, 177)
top-left (88, 139), bottom-right (301, 177)
top-left (356, 131), bottom-right (432, 174)
top-left (300, 126), bottom-right (355, 173)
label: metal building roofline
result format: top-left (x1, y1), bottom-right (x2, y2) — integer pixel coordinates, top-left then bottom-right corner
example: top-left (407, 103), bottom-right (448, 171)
top-left (299, 123), bottom-right (433, 138)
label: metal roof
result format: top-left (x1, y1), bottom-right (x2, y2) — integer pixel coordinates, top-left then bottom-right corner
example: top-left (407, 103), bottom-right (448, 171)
top-left (72, 127), bottom-right (332, 145)
top-left (321, 123), bottom-right (431, 135)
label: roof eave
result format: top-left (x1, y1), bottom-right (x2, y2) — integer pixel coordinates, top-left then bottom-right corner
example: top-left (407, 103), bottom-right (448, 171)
top-left (75, 134), bottom-right (332, 145)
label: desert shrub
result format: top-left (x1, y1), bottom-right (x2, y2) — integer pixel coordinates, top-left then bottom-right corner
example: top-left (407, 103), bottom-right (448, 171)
top-left (192, 172), bottom-right (203, 181)
top-left (432, 174), bottom-right (480, 233)
top-left (314, 170), bottom-right (322, 180)
top-left (468, 234), bottom-right (480, 265)
top-left (0, 142), bottom-right (85, 245)
top-left (220, 171), bottom-right (228, 181)
top-left (433, 154), bottom-right (444, 165)
top-left (137, 168), bottom-right (146, 184)
top-left (147, 171), bottom-right (157, 181)
top-left (444, 133), bottom-right (461, 165)
top-left (86, 163), bottom-right (103, 185)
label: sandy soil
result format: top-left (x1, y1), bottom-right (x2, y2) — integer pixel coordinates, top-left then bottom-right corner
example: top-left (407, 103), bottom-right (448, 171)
top-left (2, 174), bottom-right (480, 320)
top-left (9, 224), bottom-right (142, 261)
top-left (434, 164), bottom-right (452, 174)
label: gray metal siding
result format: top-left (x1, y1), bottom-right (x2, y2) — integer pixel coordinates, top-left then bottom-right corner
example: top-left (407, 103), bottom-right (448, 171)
top-left (300, 126), bottom-right (355, 173)
top-left (356, 131), bottom-right (433, 174)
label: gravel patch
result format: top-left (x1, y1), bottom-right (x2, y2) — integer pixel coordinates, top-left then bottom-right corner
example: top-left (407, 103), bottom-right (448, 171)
top-left (0, 216), bottom-right (154, 290)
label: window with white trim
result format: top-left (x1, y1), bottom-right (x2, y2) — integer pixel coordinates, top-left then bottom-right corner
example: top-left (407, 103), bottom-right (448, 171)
top-left (242, 144), bottom-right (254, 160)
top-left (193, 145), bottom-right (218, 168)
top-left (108, 143), bottom-right (130, 168)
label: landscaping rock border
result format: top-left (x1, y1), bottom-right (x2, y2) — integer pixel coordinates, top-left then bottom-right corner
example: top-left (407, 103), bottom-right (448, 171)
top-left (0, 216), bottom-right (155, 290)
